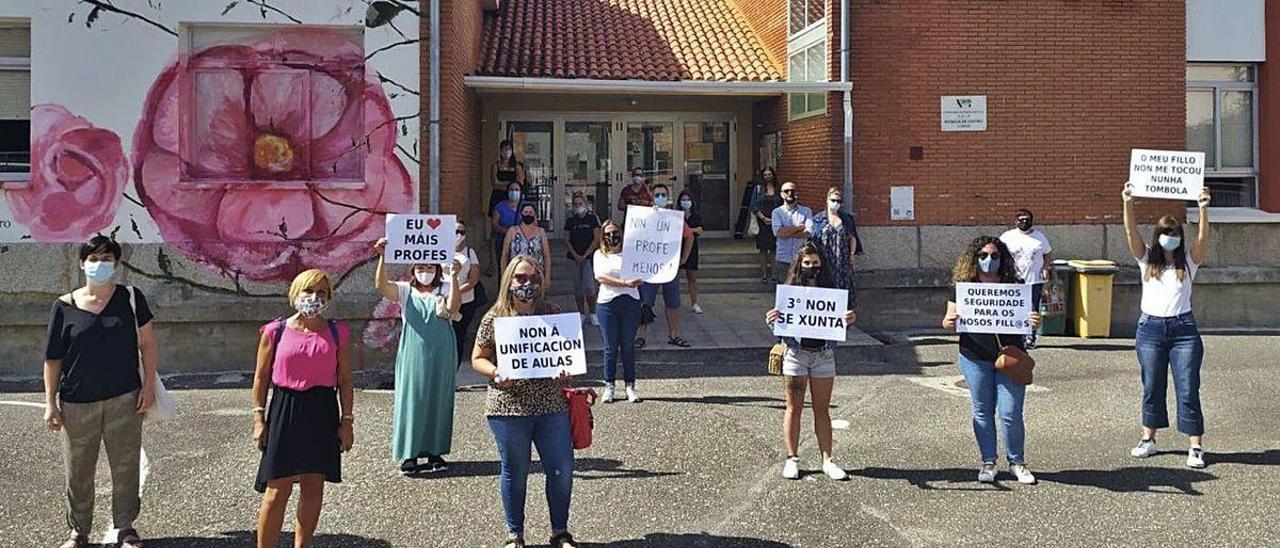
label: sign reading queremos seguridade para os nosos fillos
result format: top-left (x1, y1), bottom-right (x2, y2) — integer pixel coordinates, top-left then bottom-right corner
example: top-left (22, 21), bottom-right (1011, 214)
top-left (954, 283), bottom-right (1033, 336)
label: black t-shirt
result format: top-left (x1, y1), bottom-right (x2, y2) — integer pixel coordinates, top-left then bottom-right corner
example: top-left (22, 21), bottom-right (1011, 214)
top-left (45, 286), bottom-right (153, 403)
top-left (563, 212), bottom-right (601, 258)
top-left (950, 298), bottom-right (1026, 363)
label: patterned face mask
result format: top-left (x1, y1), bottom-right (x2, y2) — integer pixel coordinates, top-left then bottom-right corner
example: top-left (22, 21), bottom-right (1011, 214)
top-left (510, 280), bottom-right (540, 303)
top-left (294, 293), bottom-right (328, 318)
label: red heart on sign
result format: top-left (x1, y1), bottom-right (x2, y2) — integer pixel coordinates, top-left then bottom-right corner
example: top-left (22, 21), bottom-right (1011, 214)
top-left (426, 218), bottom-right (442, 230)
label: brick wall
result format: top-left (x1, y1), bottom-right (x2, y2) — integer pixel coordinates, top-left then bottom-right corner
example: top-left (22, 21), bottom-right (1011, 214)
top-left (424, 0), bottom-right (487, 217)
top-left (754, 96), bottom-right (843, 210)
top-left (848, 0), bottom-right (1186, 226)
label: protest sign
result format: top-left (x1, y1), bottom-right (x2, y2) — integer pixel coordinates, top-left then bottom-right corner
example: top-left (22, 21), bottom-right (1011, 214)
top-left (1129, 149), bottom-right (1205, 201)
top-left (621, 205), bottom-right (685, 284)
top-left (385, 214), bottom-right (455, 265)
top-left (954, 283), bottom-right (1033, 335)
top-left (772, 285), bottom-right (850, 342)
top-left (493, 313), bottom-right (588, 380)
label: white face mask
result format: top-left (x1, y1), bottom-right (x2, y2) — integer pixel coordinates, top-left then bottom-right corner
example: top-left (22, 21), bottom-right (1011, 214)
top-left (574, 206), bottom-right (587, 216)
top-left (632, 175), bottom-right (645, 185)
top-left (827, 200), bottom-right (841, 212)
top-left (414, 270), bottom-right (436, 286)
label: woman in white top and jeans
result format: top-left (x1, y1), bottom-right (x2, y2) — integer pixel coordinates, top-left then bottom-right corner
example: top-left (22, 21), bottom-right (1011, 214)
top-left (447, 221), bottom-right (482, 367)
top-left (593, 219), bottom-right (644, 403)
top-left (1122, 182), bottom-right (1212, 468)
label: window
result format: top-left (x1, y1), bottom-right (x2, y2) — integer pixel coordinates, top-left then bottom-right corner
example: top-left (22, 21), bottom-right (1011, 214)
top-left (789, 0), bottom-right (825, 36)
top-left (0, 22), bottom-right (30, 184)
top-left (182, 25), bottom-right (366, 185)
top-left (788, 41), bottom-right (827, 120)
top-left (1186, 63), bottom-right (1258, 207)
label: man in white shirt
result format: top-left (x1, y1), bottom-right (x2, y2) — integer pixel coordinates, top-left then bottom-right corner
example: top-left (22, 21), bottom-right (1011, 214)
top-left (1000, 209), bottom-right (1053, 348)
top-left (771, 181), bottom-right (813, 280)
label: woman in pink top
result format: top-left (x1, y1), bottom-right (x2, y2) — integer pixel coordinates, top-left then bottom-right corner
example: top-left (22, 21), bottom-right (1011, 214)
top-left (251, 269), bottom-right (354, 548)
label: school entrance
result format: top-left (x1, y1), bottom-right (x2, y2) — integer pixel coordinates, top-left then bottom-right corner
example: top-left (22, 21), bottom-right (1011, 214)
top-left (498, 112), bottom-right (739, 237)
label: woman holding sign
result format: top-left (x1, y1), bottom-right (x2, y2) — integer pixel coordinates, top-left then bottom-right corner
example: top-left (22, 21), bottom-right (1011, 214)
top-left (1122, 183), bottom-right (1212, 469)
top-left (472, 256), bottom-right (580, 548)
top-left (594, 219), bottom-right (645, 403)
top-left (942, 236), bottom-right (1041, 484)
top-left (374, 238), bottom-right (463, 475)
top-left (764, 243), bottom-right (857, 481)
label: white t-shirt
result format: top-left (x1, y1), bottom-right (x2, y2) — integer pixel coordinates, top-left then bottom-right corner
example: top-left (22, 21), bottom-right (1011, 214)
top-left (593, 250), bottom-right (640, 304)
top-left (1136, 253), bottom-right (1198, 317)
top-left (394, 280), bottom-right (440, 308)
top-left (1000, 228), bottom-right (1053, 284)
top-left (440, 248), bottom-right (479, 304)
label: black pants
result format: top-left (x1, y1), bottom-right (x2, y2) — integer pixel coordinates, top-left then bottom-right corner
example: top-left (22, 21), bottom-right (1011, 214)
top-left (455, 300), bottom-right (479, 368)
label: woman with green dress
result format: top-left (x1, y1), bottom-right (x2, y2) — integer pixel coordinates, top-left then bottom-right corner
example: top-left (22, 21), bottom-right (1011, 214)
top-left (375, 238), bottom-right (462, 474)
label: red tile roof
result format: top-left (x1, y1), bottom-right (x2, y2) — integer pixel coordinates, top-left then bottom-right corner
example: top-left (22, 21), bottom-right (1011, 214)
top-left (479, 0), bottom-right (783, 82)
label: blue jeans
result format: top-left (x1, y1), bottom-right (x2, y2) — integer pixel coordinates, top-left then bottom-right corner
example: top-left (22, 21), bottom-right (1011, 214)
top-left (487, 412), bottom-right (574, 535)
top-left (597, 295), bottom-right (641, 384)
top-left (1028, 282), bottom-right (1044, 343)
top-left (1135, 313), bottom-right (1205, 436)
top-left (958, 354), bottom-right (1027, 464)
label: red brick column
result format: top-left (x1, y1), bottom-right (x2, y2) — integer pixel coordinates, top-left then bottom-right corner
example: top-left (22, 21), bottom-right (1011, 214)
top-left (1259, 0), bottom-right (1280, 212)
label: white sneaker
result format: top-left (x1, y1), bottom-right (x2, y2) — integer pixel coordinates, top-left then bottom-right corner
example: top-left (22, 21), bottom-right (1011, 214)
top-left (821, 458), bottom-right (848, 480)
top-left (602, 384), bottom-right (615, 403)
top-left (625, 384), bottom-right (641, 403)
top-left (590, 313), bottom-right (599, 326)
top-left (1130, 438), bottom-right (1157, 458)
top-left (1010, 463), bottom-right (1036, 484)
top-left (782, 457), bottom-right (800, 479)
top-left (1187, 446), bottom-right (1206, 469)
top-left (977, 462), bottom-right (997, 483)
top-left (691, 303), bottom-right (704, 314)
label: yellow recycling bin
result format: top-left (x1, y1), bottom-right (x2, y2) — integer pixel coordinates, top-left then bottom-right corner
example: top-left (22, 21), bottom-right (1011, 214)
top-left (1067, 260), bottom-right (1120, 338)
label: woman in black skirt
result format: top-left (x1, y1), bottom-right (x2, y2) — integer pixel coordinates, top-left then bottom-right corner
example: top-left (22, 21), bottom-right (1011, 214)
top-left (252, 269), bottom-right (355, 548)
top-left (752, 169), bottom-right (783, 282)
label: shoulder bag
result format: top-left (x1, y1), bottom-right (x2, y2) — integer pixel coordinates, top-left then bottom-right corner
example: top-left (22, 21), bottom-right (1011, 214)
top-left (994, 334), bottom-right (1035, 385)
top-left (767, 342), bottom-right (786, 375)
top-left (126, 286), bottom-right (178, 419)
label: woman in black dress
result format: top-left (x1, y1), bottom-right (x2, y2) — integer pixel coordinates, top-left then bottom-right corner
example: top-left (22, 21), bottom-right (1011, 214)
top-left (752, 168), bottom-right (783, 282)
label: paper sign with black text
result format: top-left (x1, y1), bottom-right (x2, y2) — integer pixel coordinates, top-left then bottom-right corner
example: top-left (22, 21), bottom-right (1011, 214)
top-left (954, 283), bottom-right (1033, 335)
top-left (493, 313), bottom-right (588, 380)
top-left (385, 214), bottom-right (455, 265)
top-left (773, 285), bottom-right (850, 342)
top-left (1129, 149), bottom-right (1205, 201)
top-left (621, 205), bottom-right (685, 284)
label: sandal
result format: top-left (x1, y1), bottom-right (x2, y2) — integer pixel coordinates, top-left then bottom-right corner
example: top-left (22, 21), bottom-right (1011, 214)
top-left (58, 534), bottom-right (88, 548)
top-left (634, 337), bottom-right (646, 349)
top-left (502, 536), bottom-right (526, 548)
top-left (668, 336), bottom-right (691, 348)
top-left (549, 532), bottom-right (579, 548)
top-left (119, 528), bottom-right (144, 548)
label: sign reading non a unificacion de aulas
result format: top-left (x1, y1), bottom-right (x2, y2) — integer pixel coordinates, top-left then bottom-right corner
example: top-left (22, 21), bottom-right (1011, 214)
top-left (1129, 149), bottom-right (1205, 201)
top-left (493, 313), bottom-right (588, 380)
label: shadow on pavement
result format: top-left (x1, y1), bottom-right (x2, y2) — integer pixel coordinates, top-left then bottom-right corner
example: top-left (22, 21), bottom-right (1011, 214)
top-left (409, 458), bottom-right (681, 481)
top-left (1036, 343), bottom-right (1132, 352)
top-left (1035, 467), bottom-right (1217, 495)
top-left (850, 467), bottom-right (1013, 492)
top-left (584, 532), bottom-right (792, 547)
top-left (643, 395), bottom-right (807, 411)
top-left (1210, 449), bottom-right (1280, 466)
top-left (146, 531), bottom-right (389, 547)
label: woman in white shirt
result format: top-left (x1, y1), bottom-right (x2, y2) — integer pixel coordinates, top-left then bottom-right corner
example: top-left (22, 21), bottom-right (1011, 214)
top-left (1122, 182), bottom-right (1212, 469)
top-left (593, 219), bottom-right (644, 403)
top-left (445, 221), bottom-right (483, 368)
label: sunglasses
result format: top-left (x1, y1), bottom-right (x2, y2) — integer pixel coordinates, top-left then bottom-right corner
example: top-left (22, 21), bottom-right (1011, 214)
top-left (829, 199), bottom-right (843, 205)
top-left (604, 231), bottom-right (621, 237)
top-left (654, 194), bottom-right (668, 199)
top-left (976, 252), bottom-right (998, 260)
top-left (456, 230), bottom-right (467, 235)
top-left (780, 189), bottom-right (796, 195)
top-left (513, 273), bottom-right (539, 284)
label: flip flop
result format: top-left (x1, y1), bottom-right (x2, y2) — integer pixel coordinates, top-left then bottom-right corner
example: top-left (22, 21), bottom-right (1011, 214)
top-left (668, 336), bottom-right (691, 348)
top-left (634, 337), bottom-right (646, 349)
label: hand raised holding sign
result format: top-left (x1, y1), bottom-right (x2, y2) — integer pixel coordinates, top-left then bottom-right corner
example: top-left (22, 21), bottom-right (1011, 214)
top-left (1122, 181), bottom-right (1134, 203)
top-left (1197, 188), bottom-right (1212, 209)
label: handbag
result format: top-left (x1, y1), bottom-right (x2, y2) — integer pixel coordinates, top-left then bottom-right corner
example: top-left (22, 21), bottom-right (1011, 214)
top-left (994, 334), bottom-right (1035, 385)
top-left (126, 286), bottom-right (178, 419)
top-left (767, 342), bottom-right (786, 375)
top-left (747, 214), bottom-right (760, 237)
top-left (563, 387), bottom-right (598, 450)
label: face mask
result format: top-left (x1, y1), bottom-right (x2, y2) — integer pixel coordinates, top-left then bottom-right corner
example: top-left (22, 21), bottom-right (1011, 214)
top-left (294, 294), bottom-right (328, 318)
top-left (508, 191), bottom-right (521, 202)
top-left (510, 280), bottom-right (540, 303)
top-left (1158, 234), bottom-right (1182, 251)
top-left (521, 214), bottom-right (536, 225)
top-left (603, 233), bottom-right (622, 247)
top-left (574, 206), bottom-right (587, 216)
top-left (501, 149), bottom-right (512, 160)
top-left (632, 176), bottom-right (645, 185)
top-left (799, 266), bottom-right (821, 280)
top-left (456, 234), bottom-right (467, 249)
top-left (827, 200), bottom-right (841, 213)
top-left (978, 256), bottom-right (1000, 274)
top-left (654, 195), bottom-right (669, 208)
top-left (83, 260), bottom-right (116, 284)
top-left (679, 199), bottom-right (693, 210)
top-left (1016, 217), bottom-right (1033, 232)
top-left (414, 270), bottom-right (436, 286)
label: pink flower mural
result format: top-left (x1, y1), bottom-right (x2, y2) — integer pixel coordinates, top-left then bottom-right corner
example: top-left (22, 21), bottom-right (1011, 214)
top-left (362, 297), bottom-right (403, 351)
top-left (132, 28), bottom-right (413, 282)
top-left (7, 104), bottom-right (128, 241)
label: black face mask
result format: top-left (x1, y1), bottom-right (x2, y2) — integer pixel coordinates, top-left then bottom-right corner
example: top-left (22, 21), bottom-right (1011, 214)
top-left (1015, 217), bottom-right (1033, 232)
top-left (798, 266), bottom-right (821, 280)
top-left (521, 215), bottom-right (536, 225)
top-left (603, 234), bottom-right (622, 247)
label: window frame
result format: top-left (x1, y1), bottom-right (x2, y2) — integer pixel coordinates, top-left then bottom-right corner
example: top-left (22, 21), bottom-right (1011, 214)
top-left (0, 20), bottom-right (31, 186)
top-left (1186, 62), bottom-right (1260, 208)
top-left (788, 0), bottom-right (826, 39)
top-left (787, 40), bottom-right (828, 121)
top-left (177, 23), bottom-right (367, 190)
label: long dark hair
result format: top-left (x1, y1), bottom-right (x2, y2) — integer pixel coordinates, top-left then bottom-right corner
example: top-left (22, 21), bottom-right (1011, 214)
top-left (499, 139), bottom-right (517, 169)
top-left (760, 167), bottom-right (777, 193)
top-left (953, 236), bottom-right (1018, 284)
top-left (1144, 215), bottom-right (1188, 282)
top-left (785, 243), bottom-right (834, 287)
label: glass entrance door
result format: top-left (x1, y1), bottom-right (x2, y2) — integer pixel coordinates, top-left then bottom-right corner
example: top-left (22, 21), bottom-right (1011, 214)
top-left (564, 121), bottom-right (611, 223)
top-left (621, 122), bottom-right (675, 221)
top-left (506, 121), bottom-right (554, 230)
top-left (683, 121), bottom-right (732, 231)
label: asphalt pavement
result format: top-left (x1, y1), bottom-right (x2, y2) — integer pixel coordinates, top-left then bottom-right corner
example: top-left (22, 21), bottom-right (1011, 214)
top-left (2, 334), bottom-right (1278, 547)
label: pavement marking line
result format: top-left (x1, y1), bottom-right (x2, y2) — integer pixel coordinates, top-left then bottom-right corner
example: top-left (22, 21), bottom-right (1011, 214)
top-left (0, 400), bottom-right (46, 409)
top-left (858, 502), bottom-right (926, 548)
top-left (906, 375), bottom-right (1050, 398)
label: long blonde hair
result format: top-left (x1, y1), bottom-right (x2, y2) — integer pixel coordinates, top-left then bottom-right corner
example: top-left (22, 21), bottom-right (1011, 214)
top-left (599, 219), bottom-right (622, 256)
top-left (489, 255), bottom-right (546, 317)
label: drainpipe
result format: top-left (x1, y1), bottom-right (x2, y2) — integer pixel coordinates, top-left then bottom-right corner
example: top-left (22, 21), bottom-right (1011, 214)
top-left (428, 0), bottom-right (441, 213)
top-left (840, 0), bottom-right (853, 213)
